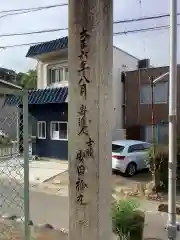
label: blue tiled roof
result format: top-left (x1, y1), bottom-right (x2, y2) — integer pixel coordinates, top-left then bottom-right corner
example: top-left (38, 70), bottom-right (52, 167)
top-left (5, 87), bottom-right (68, 106)
top-left (26, 36), bottom-right (68, 57)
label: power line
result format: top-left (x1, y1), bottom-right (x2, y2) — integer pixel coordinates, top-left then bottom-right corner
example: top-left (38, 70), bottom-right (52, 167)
top-left (0, 41), bottom-right (45, 49)
top-left (0, 23), bottom-right (179, 39)
top-left (2, 10), bottom-right (180, 23)
top-left (0, 3), bottom-right (68, 19)
top-left (0, 10), bottom-right (43, 19)
top-left (114, 24), bottom-right (180, 35)
top-left (0, 3), bottom-right (68, 14)
top-left (114, 12), bottom-right (180, 24)
top-left (0, 24), bottom-right (179, 49)
top-left (0, 3), bottom-right (179, 25)
top-left (0, 28), bottom-right (68, 37)
top-left (0, 3), bottom-right (178, 23)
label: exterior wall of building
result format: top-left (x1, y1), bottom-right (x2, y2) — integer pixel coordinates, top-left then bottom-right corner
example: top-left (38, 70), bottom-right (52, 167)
top-left (37, 52), bottom-right (68, 89)
top-left (125, 65), bottom-right (180, 142)
top-left (112, 46), bottom-right (138, 140)
top-left (30, 103), bottom-right (68, 160)
top-left (37, 61), bottom-right (46, 89)
top-left (36, 47), bottom-right (138, 140)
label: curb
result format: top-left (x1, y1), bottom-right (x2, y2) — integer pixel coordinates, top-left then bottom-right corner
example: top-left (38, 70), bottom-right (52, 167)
top-left (43, 170), bottom-right (68, 183)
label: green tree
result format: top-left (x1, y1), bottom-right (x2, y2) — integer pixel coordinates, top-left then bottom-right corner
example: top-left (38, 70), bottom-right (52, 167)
top-left (16, 69), bottom-right (37, 90)
top-left (16, 72), bottom-right (24, 85)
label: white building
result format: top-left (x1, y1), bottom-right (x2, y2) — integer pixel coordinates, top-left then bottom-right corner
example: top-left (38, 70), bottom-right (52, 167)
top-left (27, 36), bottom-right (139, 140)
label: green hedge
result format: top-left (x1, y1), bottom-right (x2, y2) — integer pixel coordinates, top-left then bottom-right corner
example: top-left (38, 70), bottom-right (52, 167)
top-left (112, 199), bottom-right (145, 240)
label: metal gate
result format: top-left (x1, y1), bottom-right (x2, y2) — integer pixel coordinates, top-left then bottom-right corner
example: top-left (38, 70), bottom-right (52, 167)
top-left (0, 88), bottom-right (30, 240)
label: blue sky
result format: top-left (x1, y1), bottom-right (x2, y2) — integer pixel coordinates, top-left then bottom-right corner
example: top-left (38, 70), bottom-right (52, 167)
top-left (0, 0), bottom-right (179, 72)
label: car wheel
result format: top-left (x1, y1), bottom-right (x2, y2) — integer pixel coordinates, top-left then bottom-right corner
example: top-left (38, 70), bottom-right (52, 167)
top-left (125, 162), bottom-right (137, 176)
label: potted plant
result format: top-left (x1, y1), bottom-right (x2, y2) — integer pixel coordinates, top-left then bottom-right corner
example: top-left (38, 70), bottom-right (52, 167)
top-left (112, 199), bottom-right (145, 240)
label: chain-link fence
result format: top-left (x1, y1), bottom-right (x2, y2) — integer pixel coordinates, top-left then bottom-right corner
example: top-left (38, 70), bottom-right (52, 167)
top-left (0, 91), bottom-right (30, 239)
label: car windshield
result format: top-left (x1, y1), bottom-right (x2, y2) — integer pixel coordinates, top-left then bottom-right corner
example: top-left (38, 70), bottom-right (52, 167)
top-left (112, 144), bottom-right (124, 153)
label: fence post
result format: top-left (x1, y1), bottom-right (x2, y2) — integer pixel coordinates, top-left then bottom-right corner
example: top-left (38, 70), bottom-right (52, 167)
top-left (19, 108), bottom-right (24, 154)
top-left (16, 108), bottom-right (20, 154)
top-left (23, 91), bottom-right (30, 240)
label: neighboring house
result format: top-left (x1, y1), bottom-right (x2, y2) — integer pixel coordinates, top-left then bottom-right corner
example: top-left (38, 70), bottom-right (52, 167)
top-left (124, 65), bottom-right (180, 143)
top-left (0, 98), bottom-right (17, 139)
top-left (0, 67), bottom-right (16, 83)
top-left (7, 36), bottom-right (139, 160)
top-left (34, 37), bottom-right (138, 140)
top-left (0, 79), bottom-right (22, 140)
top-left (0, 67), bottom-right (35, 141)
top-left (112, 46), bottom-right (139, 140)
top-left (0, 68), bottom-right (18, 139)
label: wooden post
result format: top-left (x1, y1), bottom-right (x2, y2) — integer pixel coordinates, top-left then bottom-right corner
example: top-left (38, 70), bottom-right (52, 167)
top-left (68, 1), bottom-right (113, 240)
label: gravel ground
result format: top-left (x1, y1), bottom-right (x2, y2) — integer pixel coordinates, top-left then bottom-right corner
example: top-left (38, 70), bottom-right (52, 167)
top-left (45, 169), bottom-right (152, 193)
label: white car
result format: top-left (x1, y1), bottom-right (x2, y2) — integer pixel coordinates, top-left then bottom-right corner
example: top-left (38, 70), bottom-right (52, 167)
top-left (112, 140), bottom-right (151, 176)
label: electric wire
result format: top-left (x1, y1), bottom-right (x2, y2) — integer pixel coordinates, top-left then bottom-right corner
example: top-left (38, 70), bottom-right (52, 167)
top-left (114, 13), bottom-right (180, 24)
top-left (0, 24), bottom-right (179, 49)
top-left (0, 23), bottom-right (179, 39)
top-left (0, 3), bottom-right (68, 14)
top-left (0, 3), bottom-right (179, 49)
top-left (0, 3), bottom-right (179, 24)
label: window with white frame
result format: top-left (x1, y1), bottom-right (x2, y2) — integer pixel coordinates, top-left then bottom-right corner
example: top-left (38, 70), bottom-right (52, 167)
top-left (50, 121), bottom-right (68, 140)
top-left (37, 121), bottom-right (46, 139)
top-left (47, 64), bottom-right (68, 85)
top-left (140, 81), bottom-right (168, 104)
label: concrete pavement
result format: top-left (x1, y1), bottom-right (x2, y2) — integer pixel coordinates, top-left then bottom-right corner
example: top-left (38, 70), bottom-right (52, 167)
top-left (0, 180), bottom-right (179, 239)
top-left (31, 192), bottom-right (180, 239)
top-left (0, 158), bottom-right (68, 184)
top-left (30, 191), bottom-right (69, 229)
top-left (30, 192), bottom-right (180, 239)
top-left (0, 179), bottom-right (69, 227)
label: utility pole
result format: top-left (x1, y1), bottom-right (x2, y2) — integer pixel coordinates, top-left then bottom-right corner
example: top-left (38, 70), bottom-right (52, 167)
top-left (150, 76), bottom-right (155, 147)
top-left (167, 0), bottom-right (177, 239)
top-left (150, 76), bottom-right (157, 188)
